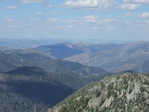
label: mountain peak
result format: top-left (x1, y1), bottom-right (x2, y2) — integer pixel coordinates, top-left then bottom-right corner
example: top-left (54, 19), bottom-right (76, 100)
top-left (72, 42), bottom-right (92, 47)
top-left (49, 73), bottom-right (149, 112)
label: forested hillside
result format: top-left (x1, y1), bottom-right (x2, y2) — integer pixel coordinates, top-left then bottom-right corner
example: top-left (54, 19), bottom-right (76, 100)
top-left (0, 49), bottom-right (110, 111)
top-left (0, 67), bottom-right (75, 112)
top-left (1, 41), bottom-right (149, 112)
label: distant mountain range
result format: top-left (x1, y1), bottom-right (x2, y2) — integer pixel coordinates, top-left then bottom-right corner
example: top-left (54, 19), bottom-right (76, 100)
top-left (0, 38), bottom-right (68, 48)
top-left (0, 38), bottom-right (133, 49)
top-left (1, 40), bottom-right (149, 111)
top-left (35, 41), bottom-right (149, 73)
top-left (2, 40), bottom-right (149, 73)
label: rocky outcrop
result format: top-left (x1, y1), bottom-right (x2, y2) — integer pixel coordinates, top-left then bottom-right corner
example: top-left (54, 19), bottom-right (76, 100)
top-left (49, 73), bottom-right (149, 112)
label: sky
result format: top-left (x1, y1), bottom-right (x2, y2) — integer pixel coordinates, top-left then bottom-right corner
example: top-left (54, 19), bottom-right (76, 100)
top-left (0, 0), bottom-right (149, 42)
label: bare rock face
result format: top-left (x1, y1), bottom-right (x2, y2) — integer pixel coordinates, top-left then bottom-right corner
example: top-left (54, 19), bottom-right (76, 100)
top-left (49, 73), bottom-right (149, 112)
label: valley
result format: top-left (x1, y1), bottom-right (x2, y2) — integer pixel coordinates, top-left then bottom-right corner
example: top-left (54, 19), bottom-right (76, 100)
top-left (0, 40), bottom-right (149, 111)
top-left (1, 0), bottom-right (149, 111)
top-left (0, 44), bottom-right (110, 111)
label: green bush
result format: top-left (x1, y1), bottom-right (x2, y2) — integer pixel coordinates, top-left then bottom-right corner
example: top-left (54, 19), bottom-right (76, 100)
top-left (95, 89), bottom-right (101, 97)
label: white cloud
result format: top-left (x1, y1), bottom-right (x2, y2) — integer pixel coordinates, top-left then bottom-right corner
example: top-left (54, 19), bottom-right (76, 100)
top-left (47, 18), bottom-right (59, 23)
top-left (134, 0), bottom-right (149, 3)
top-left (35, 12), bottom-right (43, 15)
top-left (62, 19), bottom-right (77, 23)
top-left (98, 18), bottom-right (115, 24)
top-left (108, 26), bottom-right (117, 29)
top-left (30, 18), bottom-right (41, 21)
top-left (3, 6), bottom-right (17, 10)
top-left (67, 25), bottom-right (76, 28)
top-left (105, 18), bottom-right (115, 22)
top-left (82, 15), bottom-right (98, 22)
top-left (62, 0), bottom-right (116, 12)
top-left (140, 13), bottom-right (149, 18)
top-left (124, 0), bottom-right (149, 4)
top-left (3, 16), bottom-right (15, 22)
top-left (64, 0), bottom-right (100, 7)
top-left (19, 0), bottom-right (45, 4)
top-left (53, 26), bottom-right (64, 30)
top-left (62, 0), bottom-right (145, 11)
top-left (35, 12), bottom-right (48, 16)
top-left (119, 3), bottom-right (142, 9)
top-left (47, 18), bottom-right (77, 24)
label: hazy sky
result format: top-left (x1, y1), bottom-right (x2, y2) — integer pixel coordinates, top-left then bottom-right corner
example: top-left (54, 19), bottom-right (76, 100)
top-left (0, 0), bottom-right (149, 41)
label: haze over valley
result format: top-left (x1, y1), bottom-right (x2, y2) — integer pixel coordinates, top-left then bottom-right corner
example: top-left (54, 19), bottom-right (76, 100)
top-left (1, 0), bottom-right (149, 111)
top-left (0, 39), bottom-right (149, 111)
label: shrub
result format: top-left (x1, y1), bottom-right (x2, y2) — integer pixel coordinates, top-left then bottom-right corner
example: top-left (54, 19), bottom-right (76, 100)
top-left (95, 89), bottom-right (101, 97)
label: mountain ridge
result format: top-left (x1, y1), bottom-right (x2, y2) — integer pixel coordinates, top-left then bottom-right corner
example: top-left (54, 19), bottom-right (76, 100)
top-left (62, 41), bottom-right (149, 73)
top-left (0, 66), bottom-right (76, 112)
top-left (49, 73), bottom-right (149, 112)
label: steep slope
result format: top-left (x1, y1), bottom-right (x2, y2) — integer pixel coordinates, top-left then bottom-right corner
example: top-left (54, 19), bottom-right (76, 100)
top-left (0, 49), bottom-right (108, 75)
top-left (49, 73), bottom-right (149, 112)
top-left (0, 65), bottom-right (109, 112)
top-left (0, 50), bottom-right (110, 90)
top-left (65, 41), bottom-right (149, 73)
top-left (14, 48), bottom-right (55, 59)
top-left (49, 71), bottom-right (111, 90)
top-left (0, 51), bottom-right (19, 72)
top-left (30, 59), bottom-right (110, 90)
top-left (35, 59), bottom-right (107, 75)
top-left (29, 58), bottom-right (109, 90)
top-left (0, 50), bottom-right (107, 75)
top-left (142, 60), bottom-right (149, 73)
top-left (0, 51), bottom-right (53, 72)
top-left (0, 66), bottom-right (75, 112)
top-left (36, 43), bottom-right (83, 59)
top-left (100, 41), bottom-right (149, 72)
